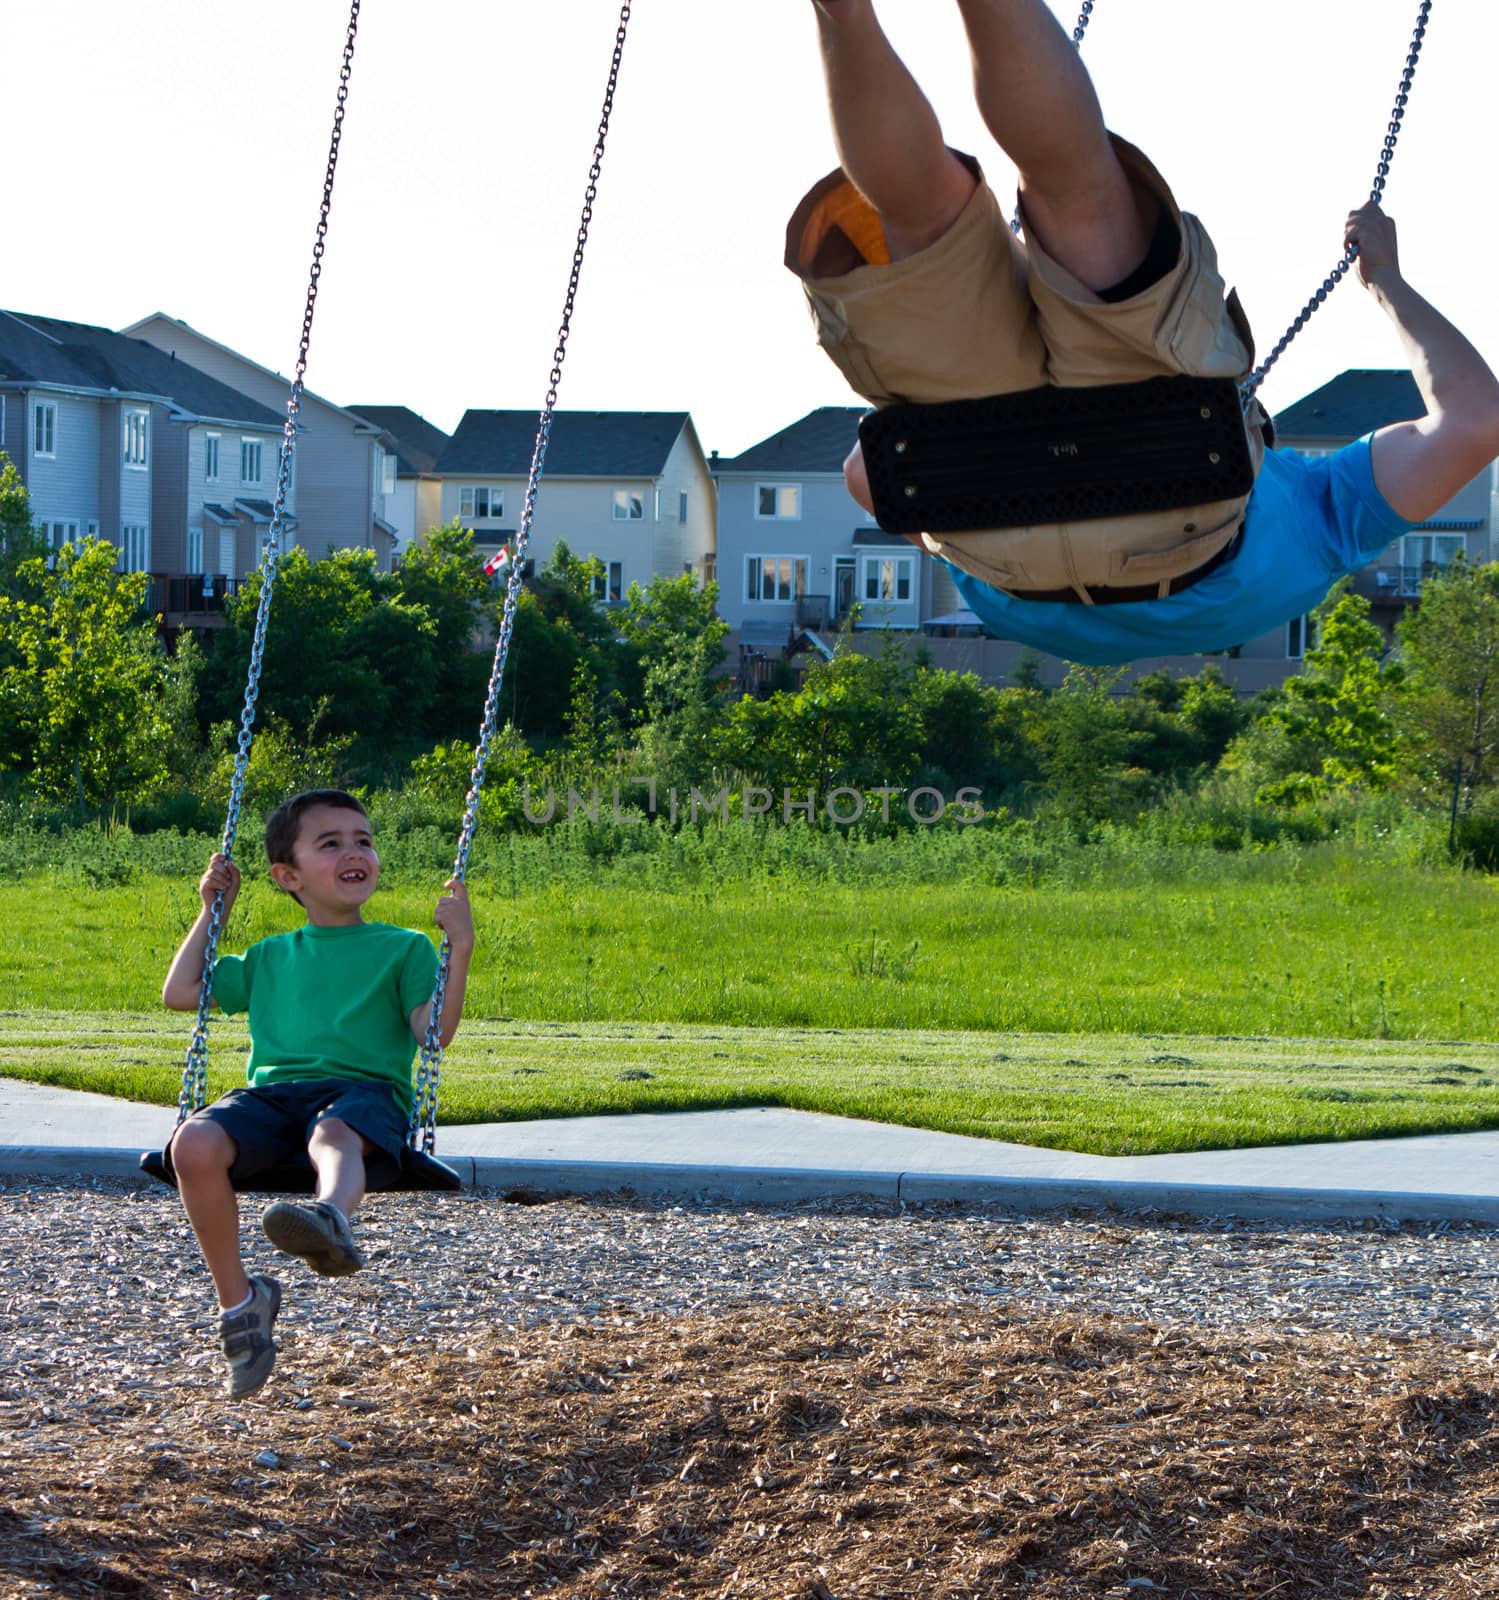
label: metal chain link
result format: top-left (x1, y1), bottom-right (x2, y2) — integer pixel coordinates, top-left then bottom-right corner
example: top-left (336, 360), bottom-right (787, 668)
top-left (175, 1), bottom-right (363, 1124)
top-left (1242, 0), bottom-right (1432, 399)
top-left (409, 0), bottom-right (635, 1151)
top-left (1010, 2), bottom-right (1096, 238)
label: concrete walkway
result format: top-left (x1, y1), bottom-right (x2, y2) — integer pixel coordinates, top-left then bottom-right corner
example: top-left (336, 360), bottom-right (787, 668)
top-left (3, 1077), bottom-right (1498, 1225)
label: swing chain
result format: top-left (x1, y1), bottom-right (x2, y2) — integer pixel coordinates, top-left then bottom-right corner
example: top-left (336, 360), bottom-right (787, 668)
top-left (1242, 0), bottom-right (1432, 399)
top-left (409, 1), bottom-right (634, 1151)
top-left (174, 1), bottom-right (363, 1124)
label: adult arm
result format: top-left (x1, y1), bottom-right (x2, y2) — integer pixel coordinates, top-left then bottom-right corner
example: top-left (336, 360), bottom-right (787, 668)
top-left (1353, 204), bottom-right (1499, 523)
top-left (161, 854), bottom-right (240, 1010)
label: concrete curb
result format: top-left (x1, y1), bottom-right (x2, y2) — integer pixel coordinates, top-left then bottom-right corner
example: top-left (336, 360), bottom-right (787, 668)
top-left (5, 1145), bottom-right (1496, 1226)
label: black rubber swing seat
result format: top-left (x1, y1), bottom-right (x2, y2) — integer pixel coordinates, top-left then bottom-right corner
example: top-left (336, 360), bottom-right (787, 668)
top-left (856, 375), bottom-right (1258, 535)
top-left (138, 1143), bottom-right (464, 1196)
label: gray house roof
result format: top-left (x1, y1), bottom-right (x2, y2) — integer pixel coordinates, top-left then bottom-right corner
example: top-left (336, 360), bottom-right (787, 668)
top-left (436, 410), bottom-right (690, 477)
top-left (713, 407), bottom-right (866, 474)
top-left (1273, 369), bottom-right (1424, 440)
top-left (0, 310), bottom-right (282, 428)
top-left (345, 404), bottom-right (451, 476)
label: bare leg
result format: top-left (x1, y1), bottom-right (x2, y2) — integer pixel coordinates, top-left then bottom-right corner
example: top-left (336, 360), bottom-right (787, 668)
top-left (811, 0), bottom-right (977, 260)
top-left (170, 1120), bottom-right (251, 1310)
top-left (954, 0), bottom-right (1155, 291)
top-left (307, 1116), bottom-right (371, 1218)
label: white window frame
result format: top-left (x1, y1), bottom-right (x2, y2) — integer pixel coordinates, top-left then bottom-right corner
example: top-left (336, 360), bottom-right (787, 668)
top-left (204, 432), bottom-right (221, 483)
top-left (1287, 614), bottom-right (1317, 660)
top-left (123, 409), bottom-right (149, 469)
top-left (42, 519), bottom-right (80, 567)
top-left (861, 553), bottom-right (915, 605)
top-left (1401, 531), bottom-right (1465, 582)
top-left (33, 400), bottom-right (56, 459)
top-left (591, 559), bottom-right (624, 604)
top-left (755, 483), bottom-right (801, 521)
top-left (459, 485), bottom-right (503, 520)
top-left (85, 519), bottom-right (99, 538)
top-left (679, 491), bottom-right (689, 523)
top-left (240, 437), bottom-right (263, 486)
top-left (612, 487), bottom-right (645, 521)
top-left (118, 523), bottom-right (151, 573)
top-left (745, 554), bottom-right (808, 604)
top-left (187, 525), bottom-right (204, 576)
top-left (381, 450), bottom-right (397, 496)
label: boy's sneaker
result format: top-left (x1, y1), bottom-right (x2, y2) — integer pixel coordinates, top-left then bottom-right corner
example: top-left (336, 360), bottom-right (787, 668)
top-left (261, 1200), bottom-right (366, 1277)
top-left (219, 1274), bottom-right (282, 1399)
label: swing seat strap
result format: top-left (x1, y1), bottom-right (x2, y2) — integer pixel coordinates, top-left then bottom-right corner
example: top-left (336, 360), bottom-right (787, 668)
top-left (856, 374), bottom-right (1258, 537)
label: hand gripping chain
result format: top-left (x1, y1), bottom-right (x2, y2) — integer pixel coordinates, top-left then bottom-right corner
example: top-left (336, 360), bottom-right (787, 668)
top-left (1242, 0), bottom-right (1432, 400)
top-left (175, 3), bottom-right (363, 1124)
top-left (409, 2), bottom-right (636, 1152)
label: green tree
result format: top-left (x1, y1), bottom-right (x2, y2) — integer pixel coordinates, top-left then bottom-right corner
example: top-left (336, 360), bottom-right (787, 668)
top-left (1251, 589), bottom-right (1404, 804)
top-left (714, 648), bottom-right (923, 804)
top-left (1029, 665), bottom-right (1150, 831)
top-left (1396, 560), bottom-right (1499, 808)
top-left (620, 574), bottom-right (730, 788)
top-left (0, 538), bottom-right (169, 809)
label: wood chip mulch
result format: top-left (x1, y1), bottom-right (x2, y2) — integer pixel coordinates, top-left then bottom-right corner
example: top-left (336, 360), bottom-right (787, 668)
top-left (2, 1183), bottom-right (1498, 1598)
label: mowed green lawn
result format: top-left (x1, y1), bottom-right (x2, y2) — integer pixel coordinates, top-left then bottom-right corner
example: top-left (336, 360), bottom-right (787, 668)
top-left (1, 857), bottom-right (1497, 1155)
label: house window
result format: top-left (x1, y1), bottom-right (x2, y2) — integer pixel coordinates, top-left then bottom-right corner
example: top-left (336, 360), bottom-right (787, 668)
top-left (187, 526), bottom-right (204, 575)
top-left (119, 524), bottom-right (151, 573)
top-left (381, 451), bottom-right (396, 496)
top-left (1402, 532), bottom-right (1465, 589)
top-left (862, 554), bottom-right (914, 604)
top-left (85, 520), bottom-right (99, 538)
top-left (612, 488), bottom-right (645, 521)
top-left (42, 520), bottom-right (79, 567)
top-left (746, 555), bottom-right (808, 603)
top-left (1287, 614), bottom-right (1318, 660)
top-left (679, 491), bottom-right (689, 523)
top-left (123, 410), bottom-right (149, 469)
top-left (756, 483), bottom-right (801, 520)
top-left (459, 486), bottom-right (503, 519)
top-left (33, 401), bottom-right (56, 459)
top-left (591, 560), bottom-right (624, 603)
top-left (205, 433), bottom-right (220, 482)
top-left (241, 438), bottom-right (263, 485)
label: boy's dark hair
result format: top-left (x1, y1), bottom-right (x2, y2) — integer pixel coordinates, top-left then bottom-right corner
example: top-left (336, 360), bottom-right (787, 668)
top-left (265, 789), bottom-right (370, 871)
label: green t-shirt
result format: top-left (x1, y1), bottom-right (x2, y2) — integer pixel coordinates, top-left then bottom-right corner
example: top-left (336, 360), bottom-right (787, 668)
top-left (213, 922), bottom-right (440, 1117)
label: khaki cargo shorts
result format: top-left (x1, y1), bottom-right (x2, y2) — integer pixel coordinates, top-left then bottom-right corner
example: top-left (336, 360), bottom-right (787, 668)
top-left (785, 138), bottom-right (1265, 597)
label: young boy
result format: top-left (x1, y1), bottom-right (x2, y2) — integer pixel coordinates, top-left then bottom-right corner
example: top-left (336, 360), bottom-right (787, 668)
top-left (161, 788), bottom-right (476, 1399)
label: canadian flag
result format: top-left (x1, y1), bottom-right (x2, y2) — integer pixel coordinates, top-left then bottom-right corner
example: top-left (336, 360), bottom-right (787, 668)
top-left (482, 546), bottom-right (510, 578)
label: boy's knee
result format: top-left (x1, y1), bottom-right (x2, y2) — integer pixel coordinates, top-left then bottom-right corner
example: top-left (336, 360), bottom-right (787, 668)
top-left (170, 1118), bottom-right (237, 1176)
top-left (310, 1116), bottom-right (371, 1154)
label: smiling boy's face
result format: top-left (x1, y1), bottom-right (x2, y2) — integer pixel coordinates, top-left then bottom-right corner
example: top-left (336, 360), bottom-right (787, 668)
top-left (269, 802), bottom-right (379, 922)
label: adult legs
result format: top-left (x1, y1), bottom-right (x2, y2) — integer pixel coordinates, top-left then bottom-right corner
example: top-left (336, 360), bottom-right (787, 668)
top-left (953, 0), bottom-right (1156, 291)
top-left (810, 0), bottom-right (977, 261)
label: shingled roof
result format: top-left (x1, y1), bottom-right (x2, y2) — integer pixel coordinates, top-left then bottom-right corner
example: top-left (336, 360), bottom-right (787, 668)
top-left (0, 310), bottom-right (282, 427)
top-left (713, 407), bottom-right (866, 474)
top-left (436, 411), bottom-right (691, 477)
top-left (1273, 369), bottom-right (1425, 440)
top-left (345, 405), bottom-right (451, 476)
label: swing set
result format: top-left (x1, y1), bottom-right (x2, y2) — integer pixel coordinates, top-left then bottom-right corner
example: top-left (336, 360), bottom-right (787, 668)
top-left (141, 0), bottom-right (1433, 1194)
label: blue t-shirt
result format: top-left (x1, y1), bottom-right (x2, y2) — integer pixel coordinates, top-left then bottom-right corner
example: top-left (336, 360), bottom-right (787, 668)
top-left (950, 436), bottom-right (1412, 664)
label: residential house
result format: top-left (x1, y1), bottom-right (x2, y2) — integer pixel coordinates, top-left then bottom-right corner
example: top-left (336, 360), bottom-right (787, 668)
top-left (0, 308), bottom-right (285, 624)
top-left (1266, 368), bottom-right (1496, 654)
top-left (711, 407), bottom-right (969, 675)
top-left (122, 313), bottom-right (398, 571)
top-left (434, 411), bottom-right (716, 600)
top-left (345, 405), bottom-right (450, 556)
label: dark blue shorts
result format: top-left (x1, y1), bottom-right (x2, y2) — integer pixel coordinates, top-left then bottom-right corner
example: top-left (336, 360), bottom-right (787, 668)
top-left (177, 1078), bottom-right (408, 1190)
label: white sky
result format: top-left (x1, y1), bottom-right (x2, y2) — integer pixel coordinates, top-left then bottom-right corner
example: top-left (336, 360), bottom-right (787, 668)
top-left (7, 1), bottom-right (1493, 458)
